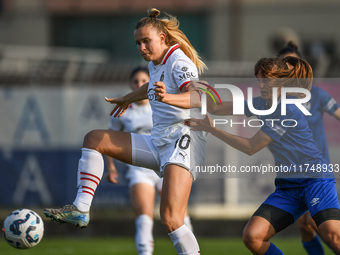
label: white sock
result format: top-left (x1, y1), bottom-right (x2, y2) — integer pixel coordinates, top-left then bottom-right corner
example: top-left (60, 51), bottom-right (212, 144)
top-left (184, 216), bottom-right (193, 233)
top-left (168, 224), bottom-right (200, 255)
top-left (73, 148), bottom-right (104, 212)
top-left (135, 214), bottom-right (154, 255)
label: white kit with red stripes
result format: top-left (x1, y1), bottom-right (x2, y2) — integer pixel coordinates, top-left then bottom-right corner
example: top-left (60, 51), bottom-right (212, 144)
top-left (147, 44), bottom-right (200, 147)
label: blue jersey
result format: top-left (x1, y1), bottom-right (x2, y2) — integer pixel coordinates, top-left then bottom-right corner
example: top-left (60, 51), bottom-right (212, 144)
top-left (304, 86), bottom-right (339, 163)
top-left (245, 97), bottom-right (334, 188)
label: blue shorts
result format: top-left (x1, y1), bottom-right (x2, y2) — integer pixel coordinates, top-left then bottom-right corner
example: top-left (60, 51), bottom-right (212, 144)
top-left (263, 179), bottom-right (340, 221)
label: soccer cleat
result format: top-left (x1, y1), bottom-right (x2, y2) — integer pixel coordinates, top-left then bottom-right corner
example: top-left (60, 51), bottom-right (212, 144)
top-left (44, 204), bottom-right (90, 229)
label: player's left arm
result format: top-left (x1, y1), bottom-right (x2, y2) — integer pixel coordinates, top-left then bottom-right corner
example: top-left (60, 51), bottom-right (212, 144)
top-left (189, 114), bottom-right (273, 155)
top-left (153, 81), bottom-right (201, 108)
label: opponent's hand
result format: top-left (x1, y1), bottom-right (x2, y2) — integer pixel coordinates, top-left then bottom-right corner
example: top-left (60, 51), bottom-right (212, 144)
top-left (106, 168), bottom-right (118, 184)
top-left (105, 97), bottom-right (130, 117)
top-left (154, 82), bottom-right (166, 102)
top-left (186, 114), bottom-right (214, 132)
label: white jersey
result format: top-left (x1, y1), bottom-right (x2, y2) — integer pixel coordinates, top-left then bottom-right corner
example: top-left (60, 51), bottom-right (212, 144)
top-left (109, 102), bottom-right (152, 135)
top-left (148, 44), bottom-right (203, 146)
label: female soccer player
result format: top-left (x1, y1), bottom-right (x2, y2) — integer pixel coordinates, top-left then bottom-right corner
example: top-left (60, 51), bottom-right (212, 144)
top-left (278, 42), bottom-right (340, 255)
top-left (45, 8), bottom-right (206, 255)
top-left (105, 66), bottom-right (193, 255)
top-left (189, 56), bottom-right (340, 254)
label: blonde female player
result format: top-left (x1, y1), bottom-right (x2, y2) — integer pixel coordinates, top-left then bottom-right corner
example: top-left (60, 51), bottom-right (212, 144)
top-left (45, 8), bottom-right (206, 255)
top-left (105, 66), bottom-right (193, 255)
top-left (189, 57), bottom-right (340, 254)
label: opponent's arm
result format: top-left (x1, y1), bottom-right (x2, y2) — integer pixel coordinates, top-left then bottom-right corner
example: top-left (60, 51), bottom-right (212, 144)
top-left (207, 99), bottom-right (234, 115)
top-left (189, 114), bottom-right (273, 155)
top-left (333, 107), bottom-right (340, 122)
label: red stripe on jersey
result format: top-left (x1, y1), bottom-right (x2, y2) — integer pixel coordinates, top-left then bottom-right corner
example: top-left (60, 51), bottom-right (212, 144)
top-left (80, 172), bottom-right (101, 182)
top-left (82, 190), bottom-right (94, 196)
top-left (179, 81), bottom-right (190, 91)
top-left (82, 186), bottom-right (95, 193)
top-left (162, 44), bottom-right (180, 65)
top-left (81, 178), bottom-right (99, 185)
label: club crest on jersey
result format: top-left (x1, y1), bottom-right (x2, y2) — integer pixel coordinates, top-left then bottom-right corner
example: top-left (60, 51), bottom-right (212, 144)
top-left (147, 88), bottom-right (156, 101)
top-left (160, 71), bottom-right (164, 81)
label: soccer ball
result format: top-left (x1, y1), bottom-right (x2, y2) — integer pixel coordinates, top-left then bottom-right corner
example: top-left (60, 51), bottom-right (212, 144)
top-left (2, 209), bottom-right (44, 249)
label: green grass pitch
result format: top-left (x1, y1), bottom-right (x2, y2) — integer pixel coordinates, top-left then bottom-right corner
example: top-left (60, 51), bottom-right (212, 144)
top-left (0, 237), bottom-right (336, 254)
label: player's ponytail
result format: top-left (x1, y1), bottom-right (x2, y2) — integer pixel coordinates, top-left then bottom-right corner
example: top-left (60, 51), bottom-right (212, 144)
top-left (148, 8), bottom-right (160, 18)
top-left (277, 41), bottom-right (303, 58)
top-left (135, 8), bottom-right (207, 74)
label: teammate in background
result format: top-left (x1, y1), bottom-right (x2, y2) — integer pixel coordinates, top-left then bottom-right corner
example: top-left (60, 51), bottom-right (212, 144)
top-left (277, 41), bottom-right (340, 255)
top-left (45, 8), bottom-right (206, 255)
top-left (189, 57), bottom-right (340, 254)
top-left (105, 66), bottom-right (193, 255)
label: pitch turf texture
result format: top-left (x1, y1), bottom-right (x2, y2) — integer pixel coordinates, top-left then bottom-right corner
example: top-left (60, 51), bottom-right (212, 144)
top-left (0, 237), bottom-right (336, 254)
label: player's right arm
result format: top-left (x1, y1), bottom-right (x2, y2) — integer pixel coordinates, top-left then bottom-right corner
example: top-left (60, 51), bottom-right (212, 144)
top-left (105, 82), bottom-right (149, 117)
top-left (189, 114), bottom-right (272, 155)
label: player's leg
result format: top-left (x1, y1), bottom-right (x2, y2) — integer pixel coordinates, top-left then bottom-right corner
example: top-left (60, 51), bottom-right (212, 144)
top-left (297, 213), bottom-right (317, 241)
top-left (44, 129), bottom-right (132, 227)
top-left (130, 182), bottom-right (156, 255)
top-left (243, 188), bottom-right (301, 255)
top-left (317, 220), bottom-right (340, 254)
top-left (161, 164), bottom-right (199, 255)
top-left (74, 129), bottom-right (134, 209)
top-left (307, 180), bottom-right (340, 254)
top-left (128, 167), bottom-right (160, 255)
top-left (184, 207), bottom-right (194, 233)
top-left (156, 177), bottom-right (194, 232)
top-left (297, 212), bottom-right (324, 255)
top-left (44, 131), bottom-right (159, 228)
top-left (243, 216), bottom-right (277, 254)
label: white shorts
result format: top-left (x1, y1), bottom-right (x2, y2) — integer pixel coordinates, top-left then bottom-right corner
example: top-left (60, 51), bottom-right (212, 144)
top-left (126, 165), bottom-right (162, 192)
top-left (131, 131), bottom-right (206, 180)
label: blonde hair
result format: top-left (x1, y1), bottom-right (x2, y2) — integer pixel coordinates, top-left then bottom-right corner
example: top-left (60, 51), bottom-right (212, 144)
top-left (255, 56), bottom-right (313, 98)
top-left (135, 8), bottom-right (207, 74)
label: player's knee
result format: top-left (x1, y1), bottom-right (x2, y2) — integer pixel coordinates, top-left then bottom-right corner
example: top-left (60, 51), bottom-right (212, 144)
top-left (160, 210), bottom-right (182, 233)
top-left (296, 221), bottom-right (313, 235)
top-left (242, 228), bottom-right (263, 251)
top-left (83, 130), bottom-right (102, 148)
top-left (322, 232), bottom-right (340, 252)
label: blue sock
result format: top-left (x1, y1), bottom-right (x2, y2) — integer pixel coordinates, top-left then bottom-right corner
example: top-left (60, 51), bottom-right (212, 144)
top-left (264, 242), bottom-right (284, 255)
top-left (302, 235), bottom-right (324, 255)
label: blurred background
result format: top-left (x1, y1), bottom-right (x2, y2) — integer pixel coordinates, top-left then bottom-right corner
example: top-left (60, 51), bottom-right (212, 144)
top-left (1, 0), bottom-right (340, 239)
